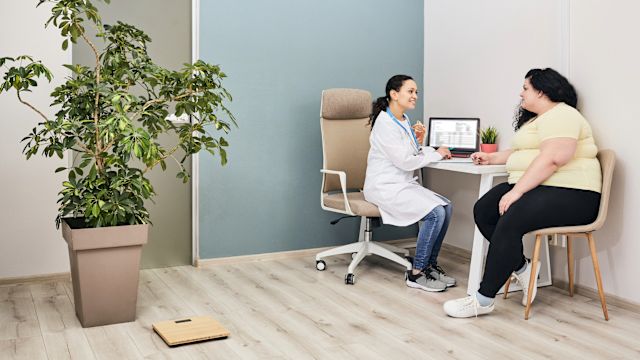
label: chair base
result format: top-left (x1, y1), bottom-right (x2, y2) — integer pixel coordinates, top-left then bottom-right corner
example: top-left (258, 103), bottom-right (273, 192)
top-left (315, 217), bottom-right (412, 284)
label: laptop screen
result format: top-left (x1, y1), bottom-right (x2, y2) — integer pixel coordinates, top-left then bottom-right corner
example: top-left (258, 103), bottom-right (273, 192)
top-left (427, 117), bottom-right (480, 154)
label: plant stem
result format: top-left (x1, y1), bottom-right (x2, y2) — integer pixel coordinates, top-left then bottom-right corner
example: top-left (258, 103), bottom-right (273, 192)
top-left (80, 31), bottom-right (104, 172)
top-left (143, 143), bottom-right (181, 174)
top-left (16, 91), bottom-right (49, 122)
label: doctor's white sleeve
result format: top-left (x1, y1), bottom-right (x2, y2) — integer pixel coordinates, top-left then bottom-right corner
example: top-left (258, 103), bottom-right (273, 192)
top-left (374, 130), bottom-right (442, 171)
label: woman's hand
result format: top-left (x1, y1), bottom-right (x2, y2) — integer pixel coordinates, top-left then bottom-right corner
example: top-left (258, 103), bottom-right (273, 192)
top-left (436, 147), bottom-right (452, 159)
top-left (470, 152), bottom-right (490, 165)
top-left (412, 122), bottom-right (426, 144)
top-left (499, 189), bottom-right (523, 215)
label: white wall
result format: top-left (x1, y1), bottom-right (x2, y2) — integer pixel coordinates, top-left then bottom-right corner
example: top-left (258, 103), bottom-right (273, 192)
top-left (423, 0), bottom-right (563, 250)
top-left (0, 2), bottom-right (70, 278)
top-left (425, 0), bottom-right (640, 304)
top-left (550, 0), bottom-right (640, 303)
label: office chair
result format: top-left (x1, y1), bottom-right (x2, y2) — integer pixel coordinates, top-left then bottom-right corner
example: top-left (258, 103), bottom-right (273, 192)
top-left (504, 149), bottom-right (615, 320)
top-left (315, 88), bottom-right (411, 285)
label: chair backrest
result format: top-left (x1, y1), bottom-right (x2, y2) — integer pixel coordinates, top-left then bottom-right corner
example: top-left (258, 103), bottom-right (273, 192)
top-left (532, 149), bottom-right (616, 236)
top-left (320, 88), bottom-right (372, 193)
top-left (591, 149), bottom-right (616, 231)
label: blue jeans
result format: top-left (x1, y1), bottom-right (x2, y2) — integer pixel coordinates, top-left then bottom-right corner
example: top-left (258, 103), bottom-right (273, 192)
top-left (413, 203), bottom-right (452, 270)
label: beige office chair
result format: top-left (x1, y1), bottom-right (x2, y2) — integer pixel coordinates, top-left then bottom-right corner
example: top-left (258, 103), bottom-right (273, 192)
top-left (315, 88), bottom-right (411, 285)
top-left (504, 149), bottom-right (615, 320)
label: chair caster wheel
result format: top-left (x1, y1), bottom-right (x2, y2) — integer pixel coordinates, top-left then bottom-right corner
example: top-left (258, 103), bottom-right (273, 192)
top-left (345, 273), bottom-right (355, 285)
top-left (316, 260), bottom-right (326, 271)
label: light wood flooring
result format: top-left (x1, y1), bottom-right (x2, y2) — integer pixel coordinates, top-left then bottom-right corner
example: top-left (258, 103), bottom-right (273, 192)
top-left (1, 246), bottom-right (639, 360)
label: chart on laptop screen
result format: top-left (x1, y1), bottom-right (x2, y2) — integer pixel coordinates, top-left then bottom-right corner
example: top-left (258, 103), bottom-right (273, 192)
top-left (427, 117), bottom-right (479, 151)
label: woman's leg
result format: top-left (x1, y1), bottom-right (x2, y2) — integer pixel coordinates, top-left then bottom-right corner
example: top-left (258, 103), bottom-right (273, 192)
top-left (478, 186), bottom-right (601, 298)
top-left (413, 205), bottom-right (446, 271)
top-left (473, 182), bottom-right (512, 242)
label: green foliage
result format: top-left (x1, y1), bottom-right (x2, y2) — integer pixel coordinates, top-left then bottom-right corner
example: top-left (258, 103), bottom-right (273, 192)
top-left (1, 0), bottom-right (235, 228)
top-left (480, 126), bottom-right (498, 144)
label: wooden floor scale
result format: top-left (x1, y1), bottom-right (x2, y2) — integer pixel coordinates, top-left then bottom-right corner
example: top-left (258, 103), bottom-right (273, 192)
top-left (153, 316), bottom-right (230, 346)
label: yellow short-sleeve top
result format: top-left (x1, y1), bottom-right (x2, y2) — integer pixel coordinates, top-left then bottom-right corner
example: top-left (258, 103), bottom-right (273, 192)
top-left (506, 102), bottom-right (601, 193)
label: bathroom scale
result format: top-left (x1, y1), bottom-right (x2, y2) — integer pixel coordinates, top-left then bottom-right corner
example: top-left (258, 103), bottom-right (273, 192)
top-left (153, 316), bottom-right (230, 346)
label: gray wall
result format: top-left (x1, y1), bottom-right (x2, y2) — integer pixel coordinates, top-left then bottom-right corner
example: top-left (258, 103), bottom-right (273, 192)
top-left (199, 0), bottom-right (424, 258)
top-left (73, 0), bottom-right (192, 268)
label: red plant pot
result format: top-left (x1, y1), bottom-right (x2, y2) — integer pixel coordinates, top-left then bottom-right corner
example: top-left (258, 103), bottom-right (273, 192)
top-left (480, 144), bottom-right (498, 153)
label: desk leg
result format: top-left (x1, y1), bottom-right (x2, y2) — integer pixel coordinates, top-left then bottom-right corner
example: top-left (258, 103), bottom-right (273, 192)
top-left (466, 173), bottom-right (501, 295)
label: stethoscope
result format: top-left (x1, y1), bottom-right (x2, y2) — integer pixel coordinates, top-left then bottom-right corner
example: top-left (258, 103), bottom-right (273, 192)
top-left (386, 107), bottom-right (422, 156)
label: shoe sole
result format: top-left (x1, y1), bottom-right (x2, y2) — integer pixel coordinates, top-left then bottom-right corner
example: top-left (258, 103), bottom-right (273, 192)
top-left (406, 280), bottom-right (446, 292)
top-left (445, 306), bottom-right (495, 318)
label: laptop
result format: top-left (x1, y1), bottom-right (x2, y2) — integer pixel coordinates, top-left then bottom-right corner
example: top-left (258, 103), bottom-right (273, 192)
top-left (426, 117), bottom-right (480, 158)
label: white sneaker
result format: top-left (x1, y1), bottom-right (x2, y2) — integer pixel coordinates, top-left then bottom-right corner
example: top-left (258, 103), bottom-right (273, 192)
top-left (512, 259), bottom-right (541, 306)
top-left (443, 295), bottom-right (494, 318)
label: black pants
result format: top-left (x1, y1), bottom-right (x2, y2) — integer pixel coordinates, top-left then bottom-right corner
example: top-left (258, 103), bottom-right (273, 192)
top-left (475, 182), bottom-right (600, 298)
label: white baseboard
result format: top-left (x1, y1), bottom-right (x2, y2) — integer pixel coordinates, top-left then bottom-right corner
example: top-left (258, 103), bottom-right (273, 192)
top-left (196, 237), bottom-right (419, 268)
top-left (0, 272), bottom-right (70, 286)
top-left (552, 278), bottom-right (640, 313)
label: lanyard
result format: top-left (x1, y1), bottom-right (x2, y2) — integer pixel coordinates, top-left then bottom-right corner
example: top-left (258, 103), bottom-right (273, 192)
top-left (386, 108), bottom-right (421, 152)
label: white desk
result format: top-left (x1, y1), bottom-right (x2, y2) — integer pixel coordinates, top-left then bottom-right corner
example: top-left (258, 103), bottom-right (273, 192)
top-left (424, 162), bottom-right (551, 295)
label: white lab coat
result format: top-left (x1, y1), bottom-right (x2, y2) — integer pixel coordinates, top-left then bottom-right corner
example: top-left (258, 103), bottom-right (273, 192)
top-left (363, 111), bottom-right (448, 227)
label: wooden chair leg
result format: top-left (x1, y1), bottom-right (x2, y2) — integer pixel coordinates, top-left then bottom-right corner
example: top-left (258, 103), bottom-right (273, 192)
top-left (566, 234), bottom-right (574, 297)
top-left (503, 276), bottom-right (511, 299)
top-left (525, 234), bottom-right (542, 320)
top-left (587, 233), bottom-right (609, 321)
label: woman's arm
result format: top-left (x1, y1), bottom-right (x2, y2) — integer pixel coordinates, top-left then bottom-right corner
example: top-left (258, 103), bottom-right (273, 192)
top-left (498, 138), bottom-right (577, 214)
top-left (471, 149), bottom-right (513, 165)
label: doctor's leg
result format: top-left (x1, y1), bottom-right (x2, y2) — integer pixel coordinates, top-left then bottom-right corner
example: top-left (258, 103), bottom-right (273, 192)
top-left (427, 202), bottom-right (452, 266)
top-left (425, 203), bottom-right (456, 287)
top-left (412, 206), bottom-right (446, 272)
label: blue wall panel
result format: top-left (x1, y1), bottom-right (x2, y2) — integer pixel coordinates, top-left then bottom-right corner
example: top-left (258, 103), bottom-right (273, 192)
top-left (199, 0), bottom-right (424, 258)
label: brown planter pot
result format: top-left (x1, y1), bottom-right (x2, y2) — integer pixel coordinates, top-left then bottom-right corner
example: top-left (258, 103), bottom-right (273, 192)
top-left (480, 143), bottom-right (498, 153)
top-left (62, 220), bottom-right (149, 327)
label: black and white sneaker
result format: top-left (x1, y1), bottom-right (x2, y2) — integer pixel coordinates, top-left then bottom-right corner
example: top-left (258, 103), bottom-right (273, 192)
top-left (428, 264), bottom-right (456, 287)
top-left (405, 270), bottom-right (447, 292)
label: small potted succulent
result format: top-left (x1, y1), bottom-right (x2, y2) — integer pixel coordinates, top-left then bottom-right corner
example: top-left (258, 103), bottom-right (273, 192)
top-left (479, 126), bottom-right (498, 153)
top-left (0, 0), bottom-right (235, 327)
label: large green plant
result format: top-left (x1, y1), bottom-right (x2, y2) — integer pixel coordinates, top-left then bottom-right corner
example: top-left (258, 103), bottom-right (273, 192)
top-left (0, 0), bottom-right (235, 228)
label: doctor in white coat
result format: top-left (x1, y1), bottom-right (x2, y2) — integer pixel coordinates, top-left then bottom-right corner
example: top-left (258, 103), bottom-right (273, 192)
top-left (363, 75), bottom-right (456, 292)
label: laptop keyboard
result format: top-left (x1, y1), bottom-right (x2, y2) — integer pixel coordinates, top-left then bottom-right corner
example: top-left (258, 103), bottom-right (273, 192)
top-left (436, 157), bottom-right (473, 163)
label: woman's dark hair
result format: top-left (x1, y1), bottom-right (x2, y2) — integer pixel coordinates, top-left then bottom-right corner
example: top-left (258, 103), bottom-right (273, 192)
top-left (369, 74), bottom-right (414, 128)
top-left (514, 68), bottom-right (578, 130)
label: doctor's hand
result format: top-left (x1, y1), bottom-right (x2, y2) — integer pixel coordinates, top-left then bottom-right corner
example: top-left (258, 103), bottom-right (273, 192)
top-left (499, 189), bottom-right (523, 215)
top-left (436, 147), bottom-right (452, 159)
top-left (470, 152), bottom-right (490, 165)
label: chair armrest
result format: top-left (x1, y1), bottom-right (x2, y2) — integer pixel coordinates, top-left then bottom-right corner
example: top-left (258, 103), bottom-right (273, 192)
top-left (320, 169), bottom-right (354, 215)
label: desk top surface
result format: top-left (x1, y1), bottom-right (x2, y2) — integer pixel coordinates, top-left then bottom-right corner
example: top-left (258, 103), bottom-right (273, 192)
top-left (424, 162), bottom-right (508, 175)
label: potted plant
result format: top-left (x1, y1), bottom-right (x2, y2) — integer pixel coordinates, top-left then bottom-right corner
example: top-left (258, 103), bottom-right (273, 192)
top-left (0, 0), bottom-right (235, 327)
top-left (479, 126), bottom-right (498, 153)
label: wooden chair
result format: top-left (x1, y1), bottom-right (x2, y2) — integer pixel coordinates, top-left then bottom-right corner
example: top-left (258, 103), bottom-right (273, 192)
top-left (504, 149), bottom-right (615, 320)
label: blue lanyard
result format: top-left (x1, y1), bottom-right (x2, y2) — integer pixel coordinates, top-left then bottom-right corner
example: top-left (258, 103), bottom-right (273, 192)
top-left (386, 108), bottom-right (421, 151)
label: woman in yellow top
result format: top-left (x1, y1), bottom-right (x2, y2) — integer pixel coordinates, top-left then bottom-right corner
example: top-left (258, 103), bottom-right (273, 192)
top-left (444, 68), bottom-right (602, 318)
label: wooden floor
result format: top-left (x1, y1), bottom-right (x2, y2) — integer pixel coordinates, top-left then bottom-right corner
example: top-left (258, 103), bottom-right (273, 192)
top-left (1, 246), bottom-right (639, 360)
